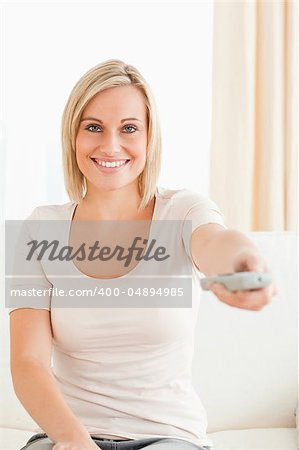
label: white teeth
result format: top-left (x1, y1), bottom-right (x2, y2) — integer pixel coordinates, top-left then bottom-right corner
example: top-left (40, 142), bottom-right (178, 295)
top-left (93, 159), bottom-right (128, 168)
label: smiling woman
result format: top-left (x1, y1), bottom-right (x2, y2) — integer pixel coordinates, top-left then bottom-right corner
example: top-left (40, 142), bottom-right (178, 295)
top-left (62, 60), bottom-right (161, 216)
top-left (8, 59), bottom-right (276, 450)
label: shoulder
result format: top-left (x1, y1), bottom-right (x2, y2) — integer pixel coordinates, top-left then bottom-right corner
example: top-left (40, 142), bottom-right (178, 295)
top-left (157, 186), bottom-right (220, 214)
top-left (26, 201), bottom-right (76, 221)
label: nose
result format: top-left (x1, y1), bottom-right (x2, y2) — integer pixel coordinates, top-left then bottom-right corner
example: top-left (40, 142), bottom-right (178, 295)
top-left (99, 131), bottom-right (121, 156)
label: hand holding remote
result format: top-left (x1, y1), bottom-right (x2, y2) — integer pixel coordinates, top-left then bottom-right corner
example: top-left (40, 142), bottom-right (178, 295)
top-left (201, 249), bottom-right (277, 311)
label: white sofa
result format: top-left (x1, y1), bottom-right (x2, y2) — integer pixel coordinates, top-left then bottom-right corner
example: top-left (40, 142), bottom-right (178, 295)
top-left (1, 232), bottom-right (297, 450)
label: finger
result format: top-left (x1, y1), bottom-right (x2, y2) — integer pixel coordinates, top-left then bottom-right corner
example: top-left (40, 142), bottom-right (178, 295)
top-left (52, 444), bottom-right (77, 450)
top-left (210, 283), bottom-right (229, 297)
top-left (210, 283), bottom-right (239, 308)
top-left (234, 252), bottom-right (266, 272)
top-left (233, 283), bottom-right (277, 308)
top-left (211, 283), bottom-right (275, 310)
top-left (236, 282), bottom-right (276, 301)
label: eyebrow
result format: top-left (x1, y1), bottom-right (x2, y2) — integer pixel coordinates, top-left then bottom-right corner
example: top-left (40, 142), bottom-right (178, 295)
top-left (80, 116), bottom-right (143, 123)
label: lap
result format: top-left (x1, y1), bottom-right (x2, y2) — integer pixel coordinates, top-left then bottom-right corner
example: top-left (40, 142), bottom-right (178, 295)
top-left (123, 437), bottom-right (210, 449)
top-left (21, 435), bottom-right (210, 450)
top-left (20, 436), bottom-right (53, 450)
top-left (93, 437), bottom-right (210, 450)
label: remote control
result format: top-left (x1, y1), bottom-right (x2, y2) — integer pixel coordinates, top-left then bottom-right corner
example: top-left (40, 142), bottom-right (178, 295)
top-left (200, 271), bottom-right (272, 292)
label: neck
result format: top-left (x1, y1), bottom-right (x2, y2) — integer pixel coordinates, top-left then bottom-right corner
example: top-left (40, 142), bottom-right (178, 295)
top-left (80, 183), bottom-right (147, 220)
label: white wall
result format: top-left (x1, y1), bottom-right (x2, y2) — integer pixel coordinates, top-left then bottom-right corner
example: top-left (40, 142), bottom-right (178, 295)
top-left (2, 2), bottom-right (214, 219)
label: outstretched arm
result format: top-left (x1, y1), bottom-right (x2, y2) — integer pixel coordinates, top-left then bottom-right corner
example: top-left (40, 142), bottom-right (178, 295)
top-left (191, 224), bottom-right (277, 311)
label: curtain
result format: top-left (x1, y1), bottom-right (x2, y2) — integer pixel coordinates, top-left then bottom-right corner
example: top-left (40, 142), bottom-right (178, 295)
top-left (210, 0), bottom-right (298, 231)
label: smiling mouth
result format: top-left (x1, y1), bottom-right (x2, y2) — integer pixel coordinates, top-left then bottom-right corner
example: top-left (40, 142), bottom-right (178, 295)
top-left (91, 158), bottom-right (130, 168)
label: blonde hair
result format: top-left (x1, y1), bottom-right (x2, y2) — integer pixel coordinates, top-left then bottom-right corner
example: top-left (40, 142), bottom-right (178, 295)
top-left (61, 59), bottom-right (162, 211)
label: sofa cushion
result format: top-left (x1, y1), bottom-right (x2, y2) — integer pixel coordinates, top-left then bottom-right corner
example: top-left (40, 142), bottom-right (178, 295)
top-left (0, 428), bottom-right (36, 450)
top-left (209, 427), bottom-right (297, 450)
top-left (0, 365), bottom-right (39, 430)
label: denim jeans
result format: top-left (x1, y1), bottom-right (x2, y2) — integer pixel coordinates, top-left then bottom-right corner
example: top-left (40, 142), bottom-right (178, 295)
top-left (20, 432), bottom-right (212, 450)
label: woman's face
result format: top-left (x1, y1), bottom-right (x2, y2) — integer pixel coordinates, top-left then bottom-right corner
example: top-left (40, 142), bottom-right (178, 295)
top-left (75, 85), bottom-right (148, 193)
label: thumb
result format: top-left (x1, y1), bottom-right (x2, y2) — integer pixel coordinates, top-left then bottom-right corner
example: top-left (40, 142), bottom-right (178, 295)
top-left (234, 250), bottom-right (265, 272)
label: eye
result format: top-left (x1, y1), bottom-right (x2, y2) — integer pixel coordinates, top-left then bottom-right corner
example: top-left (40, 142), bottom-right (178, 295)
top-left (123, 125), bottom-right (137, 133)
top-left (85, 124), bottom-right (102, 133)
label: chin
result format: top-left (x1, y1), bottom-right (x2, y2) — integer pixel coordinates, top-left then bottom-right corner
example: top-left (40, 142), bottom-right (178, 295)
top-left (90, 179), bottom-right (136, 192)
